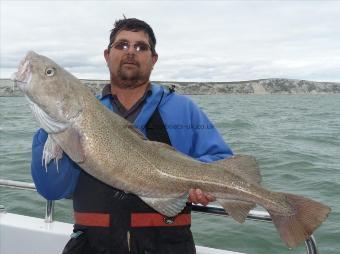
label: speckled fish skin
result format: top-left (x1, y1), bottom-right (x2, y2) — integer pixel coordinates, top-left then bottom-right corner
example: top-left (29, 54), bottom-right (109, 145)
top-left (13, 51), bottom-right (330, 249)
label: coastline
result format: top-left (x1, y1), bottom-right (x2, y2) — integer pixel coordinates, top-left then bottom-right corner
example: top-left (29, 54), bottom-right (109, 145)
top-left (1, 78), bottom-right (340, 96)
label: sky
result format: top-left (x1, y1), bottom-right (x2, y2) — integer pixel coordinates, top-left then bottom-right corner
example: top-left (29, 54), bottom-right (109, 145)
top-left (1, 0), bottom-right (340, 82)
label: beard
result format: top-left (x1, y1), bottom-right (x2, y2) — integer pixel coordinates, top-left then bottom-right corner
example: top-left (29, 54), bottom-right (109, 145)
top-left (110, 58), bottom-right (151, 89)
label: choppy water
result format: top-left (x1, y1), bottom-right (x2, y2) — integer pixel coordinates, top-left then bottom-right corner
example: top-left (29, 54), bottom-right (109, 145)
top-left (0, 95), bottom-right (339, 254)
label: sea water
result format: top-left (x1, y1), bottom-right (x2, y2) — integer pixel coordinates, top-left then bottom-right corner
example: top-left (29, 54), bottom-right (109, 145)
top-left (0, 95), bottom-right (339, 254)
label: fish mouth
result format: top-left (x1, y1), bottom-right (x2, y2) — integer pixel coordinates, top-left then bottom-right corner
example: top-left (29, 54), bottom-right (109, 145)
top-left (11, 54), bottom-right (32, 91)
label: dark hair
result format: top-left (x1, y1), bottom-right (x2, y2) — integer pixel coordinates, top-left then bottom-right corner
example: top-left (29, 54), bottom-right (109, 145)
top-left (108, 18), bottom-right (157, 55)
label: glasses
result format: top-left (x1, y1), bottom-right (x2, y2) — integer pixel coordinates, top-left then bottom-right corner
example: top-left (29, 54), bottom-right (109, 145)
top-left (111, 41), bottom-right (151, 53)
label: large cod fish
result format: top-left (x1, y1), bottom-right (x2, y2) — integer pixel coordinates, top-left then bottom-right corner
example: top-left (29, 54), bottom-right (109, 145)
top-left (12, 51), bottom-right (330, 248)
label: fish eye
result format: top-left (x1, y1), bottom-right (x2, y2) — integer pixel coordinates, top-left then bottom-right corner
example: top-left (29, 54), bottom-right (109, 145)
top-left (45, 67), bottom-right (55, 77)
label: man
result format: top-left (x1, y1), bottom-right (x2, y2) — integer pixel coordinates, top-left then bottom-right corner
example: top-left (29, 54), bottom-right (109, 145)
top-left (31, 18), bottom-right (233, 254)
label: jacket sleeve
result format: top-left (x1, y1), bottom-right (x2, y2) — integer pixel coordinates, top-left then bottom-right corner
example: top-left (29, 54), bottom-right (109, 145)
top-left (31, 129), bottom-right (80, 200)
top-left (188, 101), bottom-right (233, 162)
top-left (160, 93), bottom-right (233, 163)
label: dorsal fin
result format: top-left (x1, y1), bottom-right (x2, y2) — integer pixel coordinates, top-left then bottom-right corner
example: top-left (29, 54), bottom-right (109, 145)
top-left (213, 155), bottom-right (261, 184)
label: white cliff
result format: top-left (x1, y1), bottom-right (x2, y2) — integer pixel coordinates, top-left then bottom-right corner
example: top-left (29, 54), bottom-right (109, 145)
top-left (1, 78), bottom-right (340, 96)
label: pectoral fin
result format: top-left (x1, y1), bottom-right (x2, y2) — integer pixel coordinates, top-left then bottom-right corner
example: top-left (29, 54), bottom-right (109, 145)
top-left (52, 127), bottom-right (85, 163)
top-left (140, 194), bottom-right (189, 217)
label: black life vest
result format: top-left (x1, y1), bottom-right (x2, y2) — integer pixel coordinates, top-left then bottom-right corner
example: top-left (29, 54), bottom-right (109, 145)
top-left (71, 108), bottom-right (195, 254)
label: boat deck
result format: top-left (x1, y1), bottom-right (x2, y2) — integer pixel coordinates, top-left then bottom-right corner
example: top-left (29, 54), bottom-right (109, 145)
top-left (0, 212), bottom-right (242, 254)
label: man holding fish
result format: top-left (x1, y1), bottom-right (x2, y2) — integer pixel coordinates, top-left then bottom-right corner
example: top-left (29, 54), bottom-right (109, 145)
top-left (12, 16), bottom-right (329, 254)
top-left (30, 18), bottom-right (234, 254)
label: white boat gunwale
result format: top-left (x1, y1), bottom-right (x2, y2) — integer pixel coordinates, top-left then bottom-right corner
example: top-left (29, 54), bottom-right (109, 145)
top-left (0, 179), bottom-right (318, 254)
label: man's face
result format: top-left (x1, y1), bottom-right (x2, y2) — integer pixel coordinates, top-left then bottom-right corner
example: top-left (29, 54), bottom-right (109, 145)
top-left (104, 30), bottom-right (158, 89)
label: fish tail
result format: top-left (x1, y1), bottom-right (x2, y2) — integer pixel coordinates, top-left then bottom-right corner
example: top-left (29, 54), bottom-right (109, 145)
top-left (268, 193), bottom-right (330, 248)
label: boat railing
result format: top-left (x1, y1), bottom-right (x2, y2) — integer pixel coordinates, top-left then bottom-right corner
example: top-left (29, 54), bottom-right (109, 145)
top-left (0, 179), bottom-right (318, 254)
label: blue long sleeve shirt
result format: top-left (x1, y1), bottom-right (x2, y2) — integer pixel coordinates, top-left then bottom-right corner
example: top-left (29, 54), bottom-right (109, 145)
top-left (31, 83), bottom-right (233, 200)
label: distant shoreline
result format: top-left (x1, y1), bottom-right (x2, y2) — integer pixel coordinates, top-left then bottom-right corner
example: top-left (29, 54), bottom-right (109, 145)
top-left (2, 78), bottom-right (340, 96)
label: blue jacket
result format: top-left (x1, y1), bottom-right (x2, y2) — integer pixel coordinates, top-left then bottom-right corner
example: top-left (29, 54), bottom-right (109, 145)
top-left (31, 83), bottom-right (233, 200)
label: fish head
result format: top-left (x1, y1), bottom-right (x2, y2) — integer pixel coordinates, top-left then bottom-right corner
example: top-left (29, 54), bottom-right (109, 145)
top-left (12, 51), bottom-right (83, 133)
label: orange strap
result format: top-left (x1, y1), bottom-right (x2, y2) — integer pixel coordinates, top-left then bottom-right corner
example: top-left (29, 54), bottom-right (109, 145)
top-left (74, 212), bottom-right (191, 228)
top-left (74, 212), bottom-right (110, 227)
top-left (131, 213), bottom-right (191, 227)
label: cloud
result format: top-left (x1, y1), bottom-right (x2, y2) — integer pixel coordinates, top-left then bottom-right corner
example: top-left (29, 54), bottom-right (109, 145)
top-left (1, 1), bottom-right (340, 82)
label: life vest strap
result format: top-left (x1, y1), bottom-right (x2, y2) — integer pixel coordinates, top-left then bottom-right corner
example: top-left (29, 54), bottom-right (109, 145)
top-left (131, 213), bottom-right (191, 227)
top-left (74, 212), bottom-right (191, 228)
top-left (74, 212), bottom-right (110, 227)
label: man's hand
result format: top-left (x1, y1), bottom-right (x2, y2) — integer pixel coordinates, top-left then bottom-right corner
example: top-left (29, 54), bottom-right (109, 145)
top-left (188, 188), bottom-right (216, 206)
